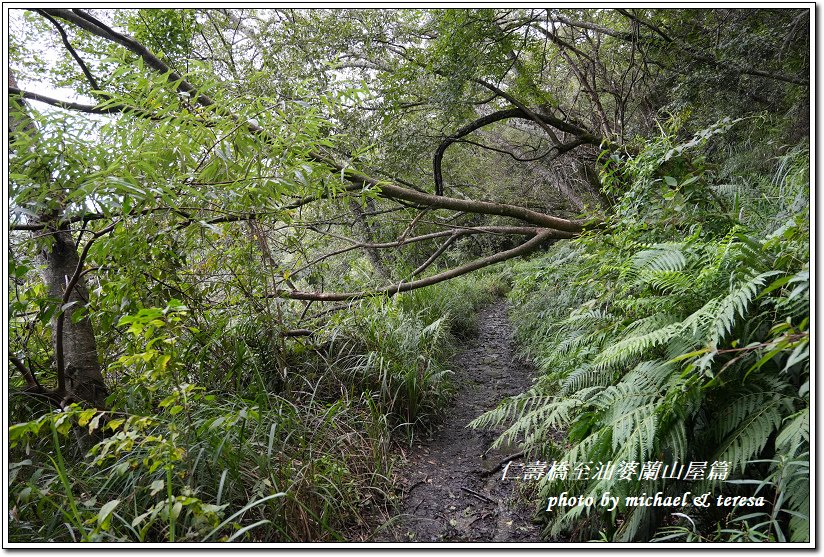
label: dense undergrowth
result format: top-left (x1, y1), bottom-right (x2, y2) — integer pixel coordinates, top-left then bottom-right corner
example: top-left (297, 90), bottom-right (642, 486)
top-left (8, 273), bottom-right (504, 542)
top-left (472, 117), bottom-right (810, 542)
top-left (8, 7), bottom-right (810, 546)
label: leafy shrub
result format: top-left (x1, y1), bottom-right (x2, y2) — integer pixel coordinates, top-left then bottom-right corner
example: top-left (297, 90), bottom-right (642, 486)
top-left (8, 270), bottom-right (504, 542)
top-left (472, 122), bottom-right (809, 542)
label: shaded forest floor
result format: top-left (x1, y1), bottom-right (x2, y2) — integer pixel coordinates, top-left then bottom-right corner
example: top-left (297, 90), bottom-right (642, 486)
top-left (372, 301), bottom-right (543, 542)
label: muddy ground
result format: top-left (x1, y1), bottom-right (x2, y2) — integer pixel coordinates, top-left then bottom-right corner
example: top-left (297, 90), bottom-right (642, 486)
top-left (372, 301), bottom-right (545, 543)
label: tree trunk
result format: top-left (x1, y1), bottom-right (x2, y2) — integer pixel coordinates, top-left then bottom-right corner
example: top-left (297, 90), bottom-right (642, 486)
top-left (41, 223), bottom-right (108, 407)
top-left (9, 69), bottom-right (108, 408)
top-left (348, 199), bottom-right (390, 279)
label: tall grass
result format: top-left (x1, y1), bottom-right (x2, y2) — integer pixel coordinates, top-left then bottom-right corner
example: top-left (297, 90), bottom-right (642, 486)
top-left (8, 271), bottom-right (506, 542)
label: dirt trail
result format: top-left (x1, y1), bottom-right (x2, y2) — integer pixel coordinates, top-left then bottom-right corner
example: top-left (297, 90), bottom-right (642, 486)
top-left (374, 301), bottom-right (543, 543)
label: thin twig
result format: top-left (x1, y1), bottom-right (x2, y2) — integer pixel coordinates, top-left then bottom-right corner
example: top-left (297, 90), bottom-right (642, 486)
top-left (480, 451), bottom-right (525, 478)
top-left (461, 487), bottom-right (496, 504)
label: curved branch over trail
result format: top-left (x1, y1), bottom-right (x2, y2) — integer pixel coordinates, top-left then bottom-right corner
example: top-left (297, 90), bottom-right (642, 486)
top-left (333, 165), bottom-right (585, 234)
top-left (433, 107), bottom-right (595, 196)
top-left (37, 9), bottom-right (591, 305)
top-left (271, 228), bottom-right (564, 301)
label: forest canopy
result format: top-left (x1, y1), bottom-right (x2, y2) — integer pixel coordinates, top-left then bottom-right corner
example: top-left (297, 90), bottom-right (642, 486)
top-left (6, 7), bottom-right (810, 544)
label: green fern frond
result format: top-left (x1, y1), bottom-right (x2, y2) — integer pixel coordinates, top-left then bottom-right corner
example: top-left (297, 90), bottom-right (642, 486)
top-left (713, 397), bottom-right (789, 473)
top-left (609, 403), bottom-right (658, 458)
top-left (711, 270), bottom-right (780, 343)
top-left (775, 408), bottom-right (809, 458)
top-left (467, 392), bottom-right (555, 431)
top-left (638, 269), bottom-right (695, 294)
top-left (491, 396), bottom-right (585, 450)
top-left (783, 455), bottom-right (810, 542)
top-left (563, 307), bottom-right (616, 330)
top-left (593, 322), bottom-right (682, 370)
top-left (731, 231), bottom-right (774, 273)
top-left (632, 243), bottom-right (688, 273)
top-left (658, 419), bottom-right (687, 462)
top-left (713, 182), bottom-right (753, 200)
top-left (622, 359), bottom-right (678, 392)
top-left (623, 314), bottom-right (681, 336)
top-left (709, 380), bottom-right (788, 441)
top-left (594, 383), bottom-right (659, 418)
top-left (556, 330), bottom-right (591, 355)
top-left (681, 298), bottom-right (719, 337)
top-left (613, 295), bottom-right (680, 315)
top-left (560, 365), bottom-right (612, 395)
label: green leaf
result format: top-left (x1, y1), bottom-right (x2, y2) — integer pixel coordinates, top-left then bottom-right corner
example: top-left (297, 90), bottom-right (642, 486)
top-left (97, 499), bottom-right (121, 528)
top-left (150, 479), bottom-right (165, 496)
top-left (55, 414), bottom-right (73, 436)
top-left (107, 418), bottom-right (125, 431)
top-left (8, 423), bottom-right (33, 446)
top-left (77, 409), bottom-right (96, 427)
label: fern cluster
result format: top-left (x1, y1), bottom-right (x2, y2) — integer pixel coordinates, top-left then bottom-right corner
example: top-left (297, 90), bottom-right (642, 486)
top-left (473, 123), bottom-right (809, 541)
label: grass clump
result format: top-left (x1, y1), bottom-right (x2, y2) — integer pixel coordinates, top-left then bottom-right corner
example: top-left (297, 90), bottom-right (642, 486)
top-left (8, 272), bottom-right (505, 542)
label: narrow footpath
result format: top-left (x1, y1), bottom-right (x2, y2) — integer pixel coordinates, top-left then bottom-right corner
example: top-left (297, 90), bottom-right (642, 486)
top-left (374, 301), bottom-right (543, 542)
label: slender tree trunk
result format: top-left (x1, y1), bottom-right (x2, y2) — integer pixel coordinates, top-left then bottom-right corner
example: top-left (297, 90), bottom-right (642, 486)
top-left (9, 69), bottom-right (108, 408)
top-left (40, 223), bottom-right (108, 407)
top-left (348, 199), bottom-right (390, 279)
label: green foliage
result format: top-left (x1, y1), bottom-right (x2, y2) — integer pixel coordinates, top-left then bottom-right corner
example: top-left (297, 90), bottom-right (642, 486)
top-left (473, 122), bottom-right (809, 542)
top-left (121, 9), bottom-right (199, 71)
top-left (8, 271), bottom-right (502, 542)
top-left (9, 315), bottom-right (387, 541)
top-left (8, 8), bottom-right (809, 545)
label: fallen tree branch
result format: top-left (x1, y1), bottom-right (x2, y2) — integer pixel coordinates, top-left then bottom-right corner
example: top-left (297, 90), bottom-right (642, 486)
top-left (461, 487), bottom-right (496, 504)
top-left (44, 9), bottom-right (592, 237)
top-left (271, 229), bottom-right (563, 301)
top-left (279, 329), bottom-right (313, 338)
top-left (481, 451), bottom-right (525, 478)
top-left (433, 106), bottom-right (597, 196)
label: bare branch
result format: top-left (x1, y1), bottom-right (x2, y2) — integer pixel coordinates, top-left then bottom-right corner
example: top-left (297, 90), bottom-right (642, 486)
top-left (433, 107), bottom-right (596, 195)
top-left (293, 225), bottom-right (548, 277)
top-left (272, 229), bottom-right (561, 302)
top-left (8, 86), bottom-right (156, 118)
top-left (44, 9), bottom-right (222, 109)
top-left (411, 232), bottom-right (460, 277)
top-left (615, 8), bottom-right (809, 86)
top-left (10, 355), bottom-right (42, 391)
top-left (35, 9), bottom-right (101, 91)
top-left (549, 12), bottom-right (633, 40)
